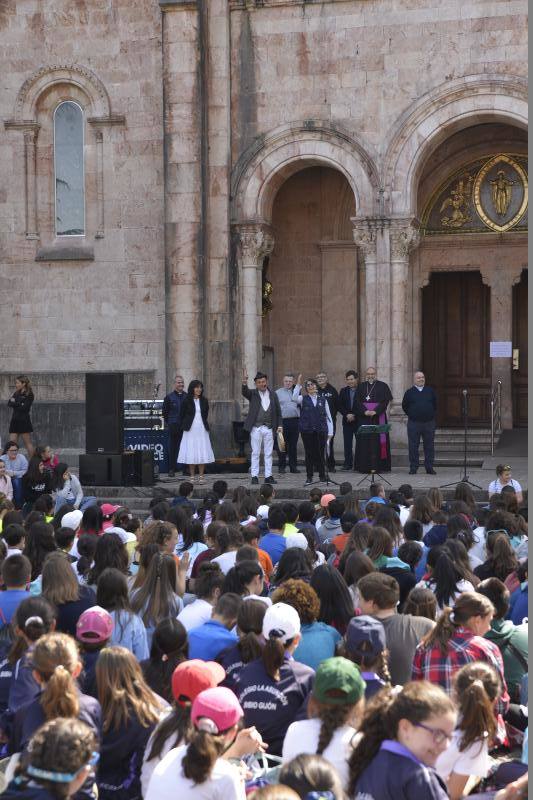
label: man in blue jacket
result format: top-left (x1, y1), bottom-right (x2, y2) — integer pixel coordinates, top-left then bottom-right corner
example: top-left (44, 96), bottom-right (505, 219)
top-left (401, 372), bottom-right (437, 475)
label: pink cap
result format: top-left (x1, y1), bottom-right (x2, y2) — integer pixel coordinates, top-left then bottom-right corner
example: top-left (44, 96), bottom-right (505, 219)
top-left (191, 687), bottom-right (243, 734)
top-left (320, 493), bottom-right (336, 508)
top-left (76, 605), bottom-right (114, 643)
top-left (100, 503), bottom-right (120, 518)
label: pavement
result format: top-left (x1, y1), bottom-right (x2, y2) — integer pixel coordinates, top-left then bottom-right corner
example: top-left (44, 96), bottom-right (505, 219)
top-left (154, 457), bottom-right (528, 499)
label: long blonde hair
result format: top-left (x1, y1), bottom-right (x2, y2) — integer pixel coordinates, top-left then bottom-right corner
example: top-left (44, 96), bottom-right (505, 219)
top-left (32, 633), bottom-right (81, 721)
top-left (96, 646), bottom-right (164, 732)
top-left (41, 552), bottom-right (80, 605)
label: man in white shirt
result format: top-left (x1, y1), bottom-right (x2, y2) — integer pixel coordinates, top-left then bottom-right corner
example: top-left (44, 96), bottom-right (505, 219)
top-left (275, 373), bottom-right (300, 475)
top-left (242, 369), bottom-right (283, 486)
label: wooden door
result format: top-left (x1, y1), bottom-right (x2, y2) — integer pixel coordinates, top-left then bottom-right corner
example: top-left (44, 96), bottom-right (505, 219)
top-left (512, 270), bottom-right (528, 427)
top-left (422, 271), bottom-right (491, 426)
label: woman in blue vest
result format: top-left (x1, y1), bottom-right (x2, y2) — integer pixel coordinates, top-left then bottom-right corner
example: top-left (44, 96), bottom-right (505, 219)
top-left (294, 377), bottom-right (333, 487)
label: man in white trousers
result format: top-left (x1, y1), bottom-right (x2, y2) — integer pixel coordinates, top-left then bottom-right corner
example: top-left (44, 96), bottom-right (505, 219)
top-left (242, 368), bottom-right (283, 486)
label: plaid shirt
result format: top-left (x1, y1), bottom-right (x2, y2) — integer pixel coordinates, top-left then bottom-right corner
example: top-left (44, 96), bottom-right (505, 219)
top-left (412, 627), bottom-right (510, 717)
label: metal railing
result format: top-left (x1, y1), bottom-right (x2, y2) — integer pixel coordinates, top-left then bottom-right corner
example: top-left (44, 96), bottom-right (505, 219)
top-left (490, 380), bottom-right (502, 455)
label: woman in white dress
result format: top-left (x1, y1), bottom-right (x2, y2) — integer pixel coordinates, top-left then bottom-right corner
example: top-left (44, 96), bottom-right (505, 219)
top-left (178, 380), bottom-right (215, 484)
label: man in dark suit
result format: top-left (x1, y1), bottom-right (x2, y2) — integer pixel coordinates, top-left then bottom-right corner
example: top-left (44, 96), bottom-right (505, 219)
top-left (402, 371), bottom-right (437, 475)
top-left (162, 374), bottom-right (186, 477)
top-left (337, 369), bottom-right (360, 470)
top-left (242, 368), bottom-right (283, 485)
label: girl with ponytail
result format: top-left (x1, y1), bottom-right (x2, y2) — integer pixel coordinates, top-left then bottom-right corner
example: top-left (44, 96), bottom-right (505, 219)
top-left (282, 657), bottom-right (365, 792)
top-left (412, 593), bottom-right (510, 721)
top-left (217, 598), bottom-right (267, 691)
top-left (347, 681), bottom-right (456, 800)
top-left (416, 546), bottom-right (475, 613)
top-left (145, 687), bottom-right (245, 800)
top-left (8, 632), bottom-right (101, 757)
top-left (435, 662), bottom-right (501, 800)
top-left (236, 602), bottom-right (314, 756)
top-left (6, 596), bottom-right (57, 713)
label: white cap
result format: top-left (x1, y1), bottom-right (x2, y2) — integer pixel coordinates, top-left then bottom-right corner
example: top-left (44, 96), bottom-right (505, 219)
top-left (61, 510), bottom-right (83, 531)
top-left (262, 602), bottom-right (300, 643)
top-left (285, 532), bottom-right (308, 550)
top-left (105, 526), bottom-right (136, 545)
top-left (256, 504), bottom-right (270, 520)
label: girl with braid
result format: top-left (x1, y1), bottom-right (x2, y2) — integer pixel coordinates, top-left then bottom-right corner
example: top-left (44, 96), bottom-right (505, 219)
top-left (282, 657), bottom-right (365, 793)
top-left (4, 718), bottom-right (98, 800)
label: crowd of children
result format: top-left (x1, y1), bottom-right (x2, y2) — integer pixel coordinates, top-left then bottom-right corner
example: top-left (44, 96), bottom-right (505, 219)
top-left (0, 473), bottom-right (527, 800)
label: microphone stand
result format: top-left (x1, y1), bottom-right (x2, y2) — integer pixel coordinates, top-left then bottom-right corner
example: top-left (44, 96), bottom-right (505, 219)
top-left (440, 388), bottom-right (482, 490)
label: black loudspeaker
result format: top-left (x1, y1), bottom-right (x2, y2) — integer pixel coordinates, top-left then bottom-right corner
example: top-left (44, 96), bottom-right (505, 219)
top-left (79, 451), bottom-right (154, 487)
top-left (136, 450), bottom-right (155, 486)
top-left (85, 373), bottom-right (124, 454)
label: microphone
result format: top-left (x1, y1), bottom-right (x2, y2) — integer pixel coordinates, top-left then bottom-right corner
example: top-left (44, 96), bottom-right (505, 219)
top-left (462, 389), bottom-right (468, 396)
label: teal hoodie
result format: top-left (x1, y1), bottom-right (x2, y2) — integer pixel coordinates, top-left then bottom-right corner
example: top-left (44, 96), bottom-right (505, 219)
top-left (485, 618), bottom-right (528, 699)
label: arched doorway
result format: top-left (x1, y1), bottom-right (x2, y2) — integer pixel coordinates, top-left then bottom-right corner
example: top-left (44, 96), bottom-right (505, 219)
top-left (262, 166), bottom-right (359, 387)
top-left (414, 122), bottom-right (527, 428)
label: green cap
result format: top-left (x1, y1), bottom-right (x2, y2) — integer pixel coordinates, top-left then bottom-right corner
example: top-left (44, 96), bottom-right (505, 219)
top-left (313, 657), bottom-right (366, 706)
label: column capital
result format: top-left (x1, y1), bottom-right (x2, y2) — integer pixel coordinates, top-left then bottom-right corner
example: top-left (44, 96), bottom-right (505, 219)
top-left (480, 264), bottom-right (524, 289)
top-left (351, 216), bottom-right (379, 261)
top-left (234, 222), bottom-right (274, 267)
top-left (389, 218), bottom-right (420, 260)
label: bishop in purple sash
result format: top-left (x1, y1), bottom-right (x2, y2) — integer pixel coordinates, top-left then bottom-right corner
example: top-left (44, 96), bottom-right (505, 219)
top-left (355, 366), bottom-right (393, 472)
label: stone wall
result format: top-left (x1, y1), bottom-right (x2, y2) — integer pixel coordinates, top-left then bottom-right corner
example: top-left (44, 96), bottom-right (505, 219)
top-left (1, 1), bottom-right (166, 386)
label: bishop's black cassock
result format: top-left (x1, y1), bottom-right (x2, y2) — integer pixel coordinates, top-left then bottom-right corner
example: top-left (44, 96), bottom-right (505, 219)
top-left (355, 379), bottom-right (393, 472)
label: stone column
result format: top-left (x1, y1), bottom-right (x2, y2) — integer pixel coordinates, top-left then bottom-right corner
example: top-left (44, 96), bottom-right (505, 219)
top-left (481, 266), bottom-right (522, 429)
top-left (160, 0), bottom-right (203, 385)
top-left (23, 126), bottom-right (39, 239)
top-left (389, 220), bottom-right (420, 404)
top-left (352, 218), bottom-right (378, 369)
top-left (93, 128), bottom-right (105, 239)
top-left (235, 223), bottom-right (274, 384)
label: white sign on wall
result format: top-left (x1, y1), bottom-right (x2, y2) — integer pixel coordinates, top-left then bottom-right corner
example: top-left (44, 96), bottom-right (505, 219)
top-left (490, 341), bottom-right (513, 358)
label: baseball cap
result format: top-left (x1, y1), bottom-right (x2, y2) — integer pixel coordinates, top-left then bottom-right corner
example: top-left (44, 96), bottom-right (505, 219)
top-left (191, 687), bottom-right (243, 734)
top-left (345, 615), bottom-right (386, 660)
top-left (313, 657), bottom-right (366, 706)
top-left (105, 526), bottom-right (136, 545)
top-left (100, 503), bottom-right (120, 518)
top-left (256, 504), bottom-right (270, 520)
top-left (171, 659), bottom-right (225, 706)
top-left (76, 606), bottom-right (114, 643)
top-left (285, 532), bottom-right (308, 550)
top-left (262, 602), bottom-right (300, 643)
top-left (320, 493), bottom-right (336, 508)
top-left (61, 510), bottom-right (83, 531)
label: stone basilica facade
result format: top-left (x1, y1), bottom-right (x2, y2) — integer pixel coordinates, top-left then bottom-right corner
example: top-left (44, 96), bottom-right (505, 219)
top-left (0, 0), bottom-right (528, 451)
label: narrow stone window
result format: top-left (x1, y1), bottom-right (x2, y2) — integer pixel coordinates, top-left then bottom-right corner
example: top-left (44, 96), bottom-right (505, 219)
top-left (54, 101), bottom-right (85, 236)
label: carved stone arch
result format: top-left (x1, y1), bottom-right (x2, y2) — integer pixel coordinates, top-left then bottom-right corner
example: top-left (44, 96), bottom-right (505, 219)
top-left (232, 121), bottom-right (379, 223)
top-left (382, 74), bottom-right (528, 217)
top-left (13, 64), bottom-right (112, 122)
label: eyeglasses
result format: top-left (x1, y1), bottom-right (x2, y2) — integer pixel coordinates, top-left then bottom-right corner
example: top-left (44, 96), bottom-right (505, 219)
top-left (413, 722), bottom-right (453, 746)
top-left (486, 529), bottom-right (509, 536)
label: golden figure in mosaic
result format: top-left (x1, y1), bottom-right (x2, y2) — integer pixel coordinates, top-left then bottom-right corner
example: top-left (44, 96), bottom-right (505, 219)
top-left (262, 277), bottom-right (273, 316)
top-left (490, 170), bottom-right (516, 217)
top-left (439, 174), bottom-right (473, 228)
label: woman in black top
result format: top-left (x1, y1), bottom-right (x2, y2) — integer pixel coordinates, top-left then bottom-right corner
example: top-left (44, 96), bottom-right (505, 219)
top-left (8, 375), bottom-right (35, 457)
top-left (21, 456), bottom-right (53, 514)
